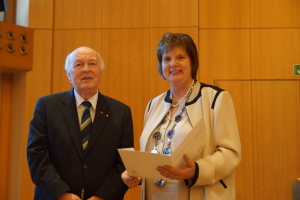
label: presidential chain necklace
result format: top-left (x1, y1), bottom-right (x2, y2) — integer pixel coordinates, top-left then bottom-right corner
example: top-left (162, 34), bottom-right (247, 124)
top-left (151, 79), bottom-right (196, 187)
top-left (170, 79), bottom-right (196, 107)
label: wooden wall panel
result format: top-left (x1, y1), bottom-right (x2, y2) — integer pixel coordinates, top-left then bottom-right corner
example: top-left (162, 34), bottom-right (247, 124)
top-left (101, 29), bottom-right (150, 148)
top-left (25, 30), bottom-right (53, 99)
top-left (7, 71), bottom-right (26, 200)
top-left (29, 0), bottom-right (53, 29)
top-left (199, 29), bottom-right (251, 84)
top-left (101, 28), bottom-right (150, 200)
top-left (7, 0), bottom-right (298, 200)
top-left (251, 29), bottom-right (300, 79)
top-left (150, 0), bottom-right (198, 27)
top-left (20, 30), bottom-right (53, 200)
top-left (215, 80), bottom-right (254, 200)
top-left (252, 80), bottom-right (300, 200)
top-left (199, 0), bottom-right (250, 28)
top-left (0, 74), bottom-right (13, 199)
top-left (102, 0), bottom-right (149, 28)
top-left (250, 0), bottom-right (300, 28)
top-left (6, 30), bottom-right (53, 200)
top-left (54, 0), bottom-right (102, 29)
top-left (52, 30), bottom-right (102, 94)
top-left (149, 28), bottom-right (199, 99)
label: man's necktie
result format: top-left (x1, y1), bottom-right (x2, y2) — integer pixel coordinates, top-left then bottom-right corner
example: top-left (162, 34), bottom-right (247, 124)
top-left (81, 101), bottom-right (92, 150)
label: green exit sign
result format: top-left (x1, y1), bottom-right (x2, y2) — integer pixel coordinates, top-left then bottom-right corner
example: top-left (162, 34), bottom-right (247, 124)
top-left (294, 64), bottom-right (300, 76)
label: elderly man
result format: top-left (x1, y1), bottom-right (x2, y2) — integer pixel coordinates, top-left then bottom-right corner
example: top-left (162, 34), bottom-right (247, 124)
top-left (27, 46), bottom-right (133, 200)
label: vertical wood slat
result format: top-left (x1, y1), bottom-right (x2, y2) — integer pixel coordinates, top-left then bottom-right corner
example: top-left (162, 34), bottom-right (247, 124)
top-left (19, 30), bottom-right (53, 200)
top-left (7, 71), bottom-right (26, 200)
top-left (252, 80), bottom-right (300, 200)
top-left (0, 74), bottom-right (13, 200)
top-left (100, 29), bottom-right (150, 152)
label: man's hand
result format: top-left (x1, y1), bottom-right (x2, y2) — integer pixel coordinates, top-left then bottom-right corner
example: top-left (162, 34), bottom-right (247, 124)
top-left (58, 193), bottom-right (81, 200)
top-left (121, 170), bottom-right (141, 188)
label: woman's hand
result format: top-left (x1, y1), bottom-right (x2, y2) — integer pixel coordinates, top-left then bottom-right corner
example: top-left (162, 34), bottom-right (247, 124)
top-left (121, 170), bottom-right (142, 188)
top-left (157, 154), bottom-right (195, 180)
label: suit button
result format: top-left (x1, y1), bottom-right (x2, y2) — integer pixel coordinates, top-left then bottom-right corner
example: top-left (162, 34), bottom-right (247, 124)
top-left (83, 164), bottom-right (87, 169)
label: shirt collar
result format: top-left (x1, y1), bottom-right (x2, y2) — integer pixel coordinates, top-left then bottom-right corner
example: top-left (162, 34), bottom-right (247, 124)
top-left (74, 88), bottom-right (98, 110)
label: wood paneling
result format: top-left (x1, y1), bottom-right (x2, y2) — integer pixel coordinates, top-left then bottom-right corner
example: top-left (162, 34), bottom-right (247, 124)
top-left (5, 30), bottom-right (53, 200)
top-left (199, 29), bottom-right (251, 84)
top-left (29, 0), bottom-right (53, 29)
top-left (101, 28), bottom-right (150, 152)
top-left (101, 28), bottom-right (150, 200)
top-left (215, 80), bottom-right (254, 200)
top-left (2, 0), bottom-right (299, 199)
top-left (7, 71), bottom-right (26, 200)
top-left (251, 29), bottom-right (300, 80)
top-left (250, 0), bottom-right (300, 28)
top-left (24, 30), bottom-right (52, 101)
top-left (19, 30), bottom-right (53, 200)
top-left (149, 28), bottom-right (199, 98)
top-left (252, 80), bottom-right (300, 200)
top-left (0, 74), bottom-right (13, 200)
top-left (150, 0), bottom-right (198, 27)
top-left (52, 30), bottom-right (102, 93)
top-left (102, 0), bottom-right (149, 28)
top-left (199, 0), bottom-right (250, 28)
top-left (54, 0), bottom-right (102, 29)
top-left (125, 186), bottom-right (142, 200)
top-left (0, 22), bottom-right (34, 73)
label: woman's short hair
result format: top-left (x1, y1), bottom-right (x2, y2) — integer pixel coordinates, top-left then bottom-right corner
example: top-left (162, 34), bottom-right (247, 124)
top-left (157, 32), bottom-right (199, 80)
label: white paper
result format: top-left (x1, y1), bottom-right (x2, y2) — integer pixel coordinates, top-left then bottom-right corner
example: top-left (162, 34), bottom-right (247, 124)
top-left (118, 118), bottom-right (206, 179)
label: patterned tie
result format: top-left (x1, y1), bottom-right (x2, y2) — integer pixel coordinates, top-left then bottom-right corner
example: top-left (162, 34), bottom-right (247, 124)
top-left (81, 101), bottom-right (92, 150)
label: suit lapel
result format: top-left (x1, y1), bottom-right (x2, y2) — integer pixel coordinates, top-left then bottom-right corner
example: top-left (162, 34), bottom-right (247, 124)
top-left (84, 92), bottom-right (109, 154)
top-left (61, 89), bottom-right (84, 160)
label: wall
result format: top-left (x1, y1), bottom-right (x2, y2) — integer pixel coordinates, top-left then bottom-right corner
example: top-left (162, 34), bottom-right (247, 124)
top-left (0, 0), bottom-right (299, 199)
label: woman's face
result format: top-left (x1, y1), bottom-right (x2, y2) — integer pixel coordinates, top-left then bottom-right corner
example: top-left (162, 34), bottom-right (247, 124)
top-left (162, 46), bottom-right (193, 87)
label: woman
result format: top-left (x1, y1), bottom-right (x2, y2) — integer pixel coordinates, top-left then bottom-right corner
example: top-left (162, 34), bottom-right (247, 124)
top-left (122, 32), bottom-right (241, 200)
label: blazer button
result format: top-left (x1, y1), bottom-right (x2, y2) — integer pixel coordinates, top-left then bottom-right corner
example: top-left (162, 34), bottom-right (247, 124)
top-left (83, 164), bottom-right (87, 169)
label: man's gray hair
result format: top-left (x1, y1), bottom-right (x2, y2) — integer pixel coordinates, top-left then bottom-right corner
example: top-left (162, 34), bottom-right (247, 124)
top-left (64, 46), bottom-right (105, 73)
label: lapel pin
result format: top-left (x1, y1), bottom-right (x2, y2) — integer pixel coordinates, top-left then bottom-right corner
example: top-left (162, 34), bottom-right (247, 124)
top-left (100, 111), bottom-right (103, 114)
top-left (106, 115), bottom-right (108, 117)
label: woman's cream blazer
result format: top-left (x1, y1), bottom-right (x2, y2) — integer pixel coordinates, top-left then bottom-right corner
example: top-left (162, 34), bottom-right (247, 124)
top-left (140, 81), bottom-right (241, 200)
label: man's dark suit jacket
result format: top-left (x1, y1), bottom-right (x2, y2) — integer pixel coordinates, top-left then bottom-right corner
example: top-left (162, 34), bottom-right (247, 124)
top-left (27, 89), bottom-right (134, 200)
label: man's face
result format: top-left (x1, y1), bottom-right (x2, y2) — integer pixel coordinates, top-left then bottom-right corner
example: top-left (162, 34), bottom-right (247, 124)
top-left (67, 47), bottom-right (102, 96)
